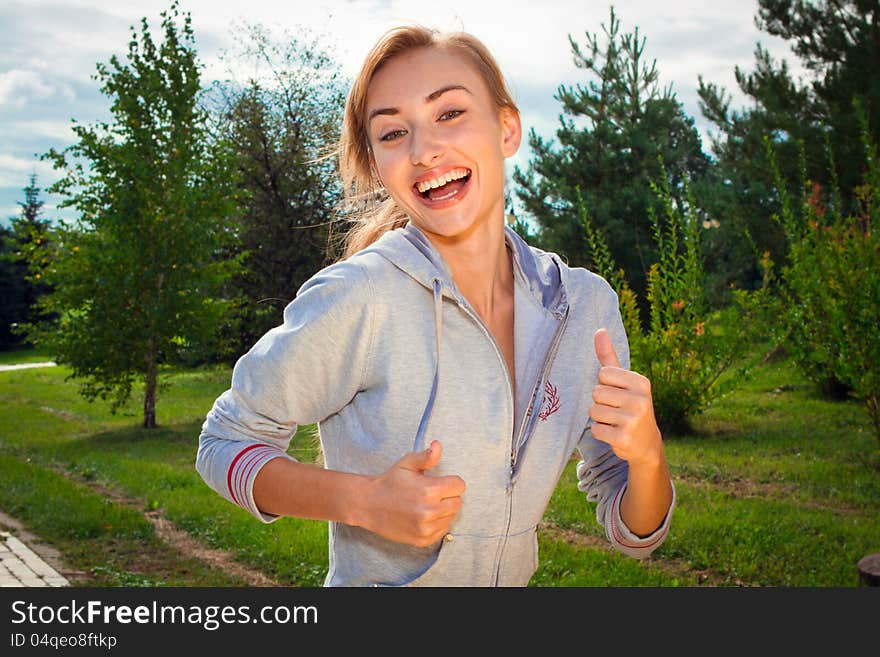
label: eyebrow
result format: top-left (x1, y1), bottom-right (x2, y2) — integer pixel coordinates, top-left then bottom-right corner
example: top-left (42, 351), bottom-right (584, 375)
top-left (368, 84), bottom-right (472, 123)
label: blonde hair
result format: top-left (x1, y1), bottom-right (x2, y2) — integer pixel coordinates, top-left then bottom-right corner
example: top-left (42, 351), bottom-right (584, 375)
top-left (331, 25), bottom-right (519, 261)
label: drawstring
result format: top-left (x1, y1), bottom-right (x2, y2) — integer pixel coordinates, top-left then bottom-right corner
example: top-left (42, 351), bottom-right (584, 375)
top-left (413, 277), bottom-right (444, 452)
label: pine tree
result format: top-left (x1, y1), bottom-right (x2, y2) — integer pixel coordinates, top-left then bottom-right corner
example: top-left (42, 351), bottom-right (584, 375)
top-left (16, 174), bottom-right (46, 227)
top-left (0, 224), bottom-right (28, 349)
top-left (1, 175), bottom-right (53, 349)
top-left (698, 0), bottom-right (880, 285)
top-left (514, 7), bottom-right (709, 301)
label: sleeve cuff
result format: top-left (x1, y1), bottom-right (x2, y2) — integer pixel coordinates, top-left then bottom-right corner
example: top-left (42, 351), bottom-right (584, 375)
top-left (227, 444), bottom-right (297, 524)
top-left (606, 479), bottom-right (676, 560)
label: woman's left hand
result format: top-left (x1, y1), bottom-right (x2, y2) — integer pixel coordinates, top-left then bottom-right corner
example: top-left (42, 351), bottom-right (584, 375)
top-left (588, 328), bottom-right (664, 469)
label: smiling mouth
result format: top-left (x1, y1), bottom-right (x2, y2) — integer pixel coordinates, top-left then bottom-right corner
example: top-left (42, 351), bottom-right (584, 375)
top-left (413, 169), bottom-right (472, 204)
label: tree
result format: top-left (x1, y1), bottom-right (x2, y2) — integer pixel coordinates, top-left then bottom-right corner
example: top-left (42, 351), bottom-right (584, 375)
top-left (28, 2), bottom-right (240, 428)
top-left (0, 224), bottom-right (28, 349)
top-left (698, 0), bottom-right (880, 289)
top-left (514, 6), bottom-right (710, 303)
top-left (209, 23), bottom-right (346, 357)
top-left (0, 175), bottom-right (53, 349)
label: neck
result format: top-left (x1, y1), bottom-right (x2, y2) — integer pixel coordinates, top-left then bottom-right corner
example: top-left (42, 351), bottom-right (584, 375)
top-left (424, 213), bottom-right (514, 320)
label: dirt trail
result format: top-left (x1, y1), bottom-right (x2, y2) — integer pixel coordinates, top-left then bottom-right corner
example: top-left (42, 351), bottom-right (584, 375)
top-left (143, 509), bottom-right (279, 586)
top-left (82, 477), bottom-right (280, 586)
top-left (674, 473), bottom-right (866, 515)
top-left (538, 521), bottom-right (747, 586)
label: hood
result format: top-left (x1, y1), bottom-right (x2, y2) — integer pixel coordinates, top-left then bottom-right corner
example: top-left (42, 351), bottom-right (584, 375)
top-left (361, 220), bottom-right (570, 453)
top-left (366, 221), bottom-right (569, 317)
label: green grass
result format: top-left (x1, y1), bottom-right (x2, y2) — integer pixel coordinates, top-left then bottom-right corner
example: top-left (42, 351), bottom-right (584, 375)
top-left (539, 354), bottom-right (880, 586)
top-left (0, 346), bottom-right (53, 365)
top-left (0, 455), bottom-right (248, 586)
top-left (0, 359), bottom-right (328, 586)
top-left (0, 347), bottom-right (878, 586)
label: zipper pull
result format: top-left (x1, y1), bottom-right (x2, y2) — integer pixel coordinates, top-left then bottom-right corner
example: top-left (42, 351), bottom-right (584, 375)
top-left (508, 450), bottom-right (516, 494)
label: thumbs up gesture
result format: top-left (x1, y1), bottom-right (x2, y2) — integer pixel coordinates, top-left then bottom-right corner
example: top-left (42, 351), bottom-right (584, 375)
top-left (360, 440), bottom-right (466, 548)
top-left (589, 328), bottom-right (664, 468)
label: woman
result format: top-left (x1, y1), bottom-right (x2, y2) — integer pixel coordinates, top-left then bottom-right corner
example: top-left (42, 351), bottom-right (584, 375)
top-left (196, 25), bottom-right (675, 587)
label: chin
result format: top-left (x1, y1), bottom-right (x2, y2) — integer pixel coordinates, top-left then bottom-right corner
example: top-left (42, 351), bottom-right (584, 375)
top-left (410, 212), bottom-right (485, 241)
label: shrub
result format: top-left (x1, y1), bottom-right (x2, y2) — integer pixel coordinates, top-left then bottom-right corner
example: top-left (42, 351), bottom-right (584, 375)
top-left (579, 160), bottom-right (769, 433)
top-left (765, 108), bottom-right (880, 443)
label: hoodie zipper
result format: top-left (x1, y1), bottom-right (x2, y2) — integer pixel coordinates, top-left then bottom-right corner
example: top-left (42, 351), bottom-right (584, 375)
top-left (510, 306), bottom-right (570, 480)
top-left (455, 298), bottom-right (569, 465)
top-left (493, 306), bottom-right (568, 586)
top-left (451, 299), bottom-right (516, 586)
top-left (454, 295), bottom-right (569, 586)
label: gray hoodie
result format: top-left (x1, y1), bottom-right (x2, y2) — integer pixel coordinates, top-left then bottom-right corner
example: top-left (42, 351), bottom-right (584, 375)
top-left (196, 221), bottom-right (675, 586)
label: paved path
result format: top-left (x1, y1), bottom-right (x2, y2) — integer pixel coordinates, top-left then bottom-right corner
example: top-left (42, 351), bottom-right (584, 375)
top-left (0, 510), bottom-right (82, 587)
top-left (0, 361), bottom-right (57, 372)
top-left (0, 531), bottom-right (70, 587)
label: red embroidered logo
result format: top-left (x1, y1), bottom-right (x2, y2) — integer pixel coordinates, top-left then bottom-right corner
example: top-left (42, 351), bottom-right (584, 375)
top-left (538, 380), bottom-right (561, 421)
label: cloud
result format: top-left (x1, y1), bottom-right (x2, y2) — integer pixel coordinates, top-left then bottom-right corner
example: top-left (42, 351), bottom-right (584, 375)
top-left (2, 120), bottom-right (78, 144)
top-left (0, 154), bottom-right (58, 186)
top-left (0, 70), bottom-right (59, 108)
top-left (0, 2), bottom-right (129, 78)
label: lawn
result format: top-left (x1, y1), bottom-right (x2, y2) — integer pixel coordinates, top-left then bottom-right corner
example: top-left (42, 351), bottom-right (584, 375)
top-left (0, 346), bottom-right (53, 365)
top-left (0, 348), bottom-right (877, 586)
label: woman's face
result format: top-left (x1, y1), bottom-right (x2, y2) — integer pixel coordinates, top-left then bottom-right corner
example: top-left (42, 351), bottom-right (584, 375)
top-left (365, 46), bottom-right (521, 241)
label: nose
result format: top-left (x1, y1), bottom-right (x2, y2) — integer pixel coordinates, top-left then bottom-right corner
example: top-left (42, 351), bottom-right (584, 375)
top-left (409, 127), bottom-right (443, 167)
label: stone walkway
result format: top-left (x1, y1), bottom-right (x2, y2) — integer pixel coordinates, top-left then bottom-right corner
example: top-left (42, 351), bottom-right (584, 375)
top-left (0, 531), bottom-right (70, 587)
top-left (0, 510), bottom-right (83, 587)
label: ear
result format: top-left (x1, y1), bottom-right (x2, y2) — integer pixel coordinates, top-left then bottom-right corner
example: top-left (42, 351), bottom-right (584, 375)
top-left (499, 106), bottom-right (522, 158)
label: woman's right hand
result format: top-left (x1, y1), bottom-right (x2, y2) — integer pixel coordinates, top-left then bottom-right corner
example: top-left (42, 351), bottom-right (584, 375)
top-left (356, 440), bottom-right (466, 548)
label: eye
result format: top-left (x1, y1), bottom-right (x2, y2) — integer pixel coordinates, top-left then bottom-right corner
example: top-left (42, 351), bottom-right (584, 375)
top-left (379, 129), bottom-right (407, 142)
top-left (439, 109), bottom-right (464, 121)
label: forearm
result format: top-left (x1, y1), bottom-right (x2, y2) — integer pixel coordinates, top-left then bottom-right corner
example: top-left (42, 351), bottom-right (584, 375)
top-left (252, 457), bottom-right (371, 527)
top-left (619, 452), bottom-right (673, 537)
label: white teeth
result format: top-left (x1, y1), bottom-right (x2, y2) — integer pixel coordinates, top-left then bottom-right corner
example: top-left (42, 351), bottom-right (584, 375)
top-left (416, 168), bottom-right (470, 193)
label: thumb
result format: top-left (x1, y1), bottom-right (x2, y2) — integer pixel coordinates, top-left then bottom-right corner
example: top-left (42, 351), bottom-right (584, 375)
top-left (594, 328), bottom-right (622, 368)
top-left (397, 439), bottom-right (442, 473)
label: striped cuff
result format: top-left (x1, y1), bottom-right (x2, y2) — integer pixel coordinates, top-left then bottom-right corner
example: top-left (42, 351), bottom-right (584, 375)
top-left (227, 443), bottom-right (295, 524)
top-left (606, 480), bottom-right (676, 560)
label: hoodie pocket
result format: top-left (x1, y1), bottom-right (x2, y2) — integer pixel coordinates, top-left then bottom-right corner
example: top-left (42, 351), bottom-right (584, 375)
top-left (370, 534), bottom-right (457, 587)
top-left (370, 533), bottom-right (510, 586)
top-left (401, 535), bottom-right (457, 587)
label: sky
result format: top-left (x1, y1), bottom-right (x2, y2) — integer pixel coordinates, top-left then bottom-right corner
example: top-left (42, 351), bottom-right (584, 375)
top-left (0, 0), bottom-right (807, 225)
